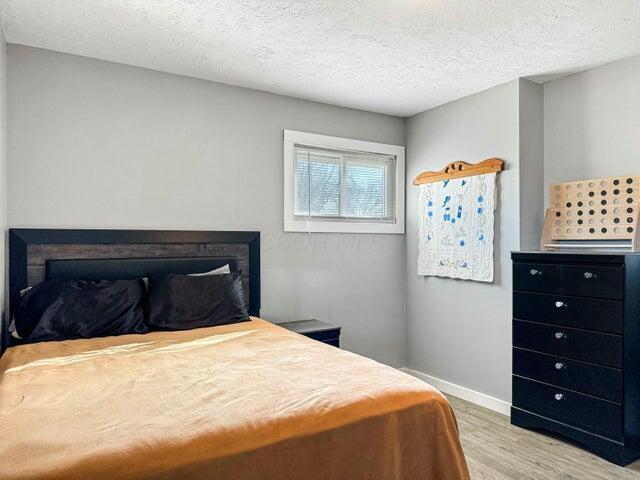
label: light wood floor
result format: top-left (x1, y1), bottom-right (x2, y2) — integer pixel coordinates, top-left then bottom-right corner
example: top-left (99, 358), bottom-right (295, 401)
top-left (448, 395), bottom-right (640, 479)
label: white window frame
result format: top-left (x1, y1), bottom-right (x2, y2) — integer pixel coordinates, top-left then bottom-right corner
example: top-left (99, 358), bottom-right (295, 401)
top-left (284, 130), bottom-right (405, 234)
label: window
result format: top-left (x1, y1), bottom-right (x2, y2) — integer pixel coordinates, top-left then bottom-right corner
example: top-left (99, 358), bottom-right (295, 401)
top-left (284, 130), bottom-right (405, 234)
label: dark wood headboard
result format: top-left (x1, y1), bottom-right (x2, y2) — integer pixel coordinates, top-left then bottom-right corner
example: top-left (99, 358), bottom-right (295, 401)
top-left (5, 229), bottom-right (260, 350)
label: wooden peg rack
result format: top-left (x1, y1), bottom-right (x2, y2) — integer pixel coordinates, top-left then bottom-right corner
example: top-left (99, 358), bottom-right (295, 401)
top-left (541, 174), bottom-right (640, 252)
top-left (412, 158), bottom-right (504, 185)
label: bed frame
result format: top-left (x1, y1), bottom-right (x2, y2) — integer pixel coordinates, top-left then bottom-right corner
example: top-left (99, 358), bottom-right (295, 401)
top-left (4, 229), bottom-right (260, 351)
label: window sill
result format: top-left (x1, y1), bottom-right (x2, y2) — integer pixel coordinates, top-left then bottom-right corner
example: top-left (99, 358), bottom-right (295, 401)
top-left (284, 218), bottom-right (404, 234)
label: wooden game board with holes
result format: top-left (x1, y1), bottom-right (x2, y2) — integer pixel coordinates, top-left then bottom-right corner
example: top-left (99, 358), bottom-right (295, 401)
top-left (541, 175), bottom-right (640, 251)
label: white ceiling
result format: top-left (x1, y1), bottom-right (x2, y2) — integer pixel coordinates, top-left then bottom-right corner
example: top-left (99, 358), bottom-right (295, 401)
top-left (1, 1), bottom-right (639, 116)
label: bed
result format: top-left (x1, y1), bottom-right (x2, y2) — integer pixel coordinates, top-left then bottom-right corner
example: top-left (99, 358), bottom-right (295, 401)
top-left (0, 229), bottom-right (469, 480)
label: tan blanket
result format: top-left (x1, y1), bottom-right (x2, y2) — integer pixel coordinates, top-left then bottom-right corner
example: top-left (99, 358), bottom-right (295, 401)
top-left (0, 318), bottom-right (469, 480)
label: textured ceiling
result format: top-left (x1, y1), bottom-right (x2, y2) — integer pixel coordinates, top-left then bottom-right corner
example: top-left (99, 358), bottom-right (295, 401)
top-left (1, 1), bottom-right (639, 116)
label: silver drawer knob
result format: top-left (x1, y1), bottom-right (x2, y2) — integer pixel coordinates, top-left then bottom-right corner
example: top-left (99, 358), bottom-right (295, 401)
top-left (555, 393), bottom-right (564, 401)
top-left (554, 332), bottom-right (566, 339)
top-left (555, 362), bottom-right (564, 370)
top-left (583, 271), bottom-right (596, 279)
top-left (555, 301), bottom-right (566, 308)
top-left (530, 269), bottom-right (541, 276)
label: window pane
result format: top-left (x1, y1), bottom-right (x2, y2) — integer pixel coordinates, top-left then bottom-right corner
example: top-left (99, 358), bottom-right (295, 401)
top-left (309, 155), bottom-right (340, 216)
top-left (294, 149), bottom-right (341, 217)
top-left (294, 145), bottom-right (395, 221)
top-left (345, 162), bottom-right (386, 217)
top-left (294, 152), bottom-right (310, 215)
top-left (345, 155), bottom-right (395, 219)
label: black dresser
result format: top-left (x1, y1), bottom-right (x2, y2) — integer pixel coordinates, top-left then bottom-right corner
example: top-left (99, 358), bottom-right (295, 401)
top-left (511, 251), bottom-right (640, 465)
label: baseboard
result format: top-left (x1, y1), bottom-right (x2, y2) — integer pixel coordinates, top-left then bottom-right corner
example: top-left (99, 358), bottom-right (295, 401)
top-left (400, 367), bottom-right (511, 417)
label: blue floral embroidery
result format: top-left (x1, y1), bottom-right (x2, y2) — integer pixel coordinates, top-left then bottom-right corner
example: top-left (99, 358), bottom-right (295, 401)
top-left (418, 173), bottom-right (494, 281)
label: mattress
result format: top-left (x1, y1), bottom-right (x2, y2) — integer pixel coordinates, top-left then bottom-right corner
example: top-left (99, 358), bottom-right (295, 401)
top-left (0, 318), bottom-right (469, 480)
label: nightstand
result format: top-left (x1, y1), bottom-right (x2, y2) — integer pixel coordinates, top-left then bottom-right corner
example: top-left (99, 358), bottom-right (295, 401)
top-left (278, 319), bottom-right (341, 347)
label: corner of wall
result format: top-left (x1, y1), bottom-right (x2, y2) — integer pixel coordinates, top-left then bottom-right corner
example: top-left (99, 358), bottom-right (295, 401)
top-left (517, 78), bottom-right (544, 251)
top-left (0, 28), bottom-right (6, 353)
top-left (401, 115), bottom-right (409, 368)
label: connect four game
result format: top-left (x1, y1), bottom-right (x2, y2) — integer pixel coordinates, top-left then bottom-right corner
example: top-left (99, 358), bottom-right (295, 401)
top-left (542, 175), bottom-right (640, 251)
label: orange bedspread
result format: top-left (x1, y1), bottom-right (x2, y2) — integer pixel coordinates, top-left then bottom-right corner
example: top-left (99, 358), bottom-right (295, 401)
top-left (0, 318), bottom-right (469, 480)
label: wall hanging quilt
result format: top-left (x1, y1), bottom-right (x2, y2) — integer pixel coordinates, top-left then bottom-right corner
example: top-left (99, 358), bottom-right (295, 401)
top-left (418, 172), bottom-right (496, 282)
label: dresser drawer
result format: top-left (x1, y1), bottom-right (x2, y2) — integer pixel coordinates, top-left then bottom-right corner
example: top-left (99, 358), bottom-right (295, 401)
top-left (562, 265), bottom-right (623, 300)
top-left (513, 348), bottom-right (622, 402)
top-left (514, 262), bottom-right (561, 293)
top-left (513, 320), bottom-right (622, 368)
top-left (305, 329), bottom-right (341, 347)
top-left (513, 292), bottom-right (623, 334)
top-left (513, 376), bottom-right (622, 438)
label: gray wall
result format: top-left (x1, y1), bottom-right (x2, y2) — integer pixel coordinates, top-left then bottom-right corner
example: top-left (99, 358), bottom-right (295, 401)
top-left (544, 54), bottom-right (640, 204)
top-left (518, 79), bottom-right (544, 250)
top-left (405, 80), bottom-right (520, 401)
top-left (6, 45), bottom-right (406, 366)
top-left (0, 33), bottom-right (5, 350)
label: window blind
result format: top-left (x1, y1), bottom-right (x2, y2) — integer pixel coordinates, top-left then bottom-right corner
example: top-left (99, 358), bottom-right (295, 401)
top-left (294, 145), bottom-right (396, 222)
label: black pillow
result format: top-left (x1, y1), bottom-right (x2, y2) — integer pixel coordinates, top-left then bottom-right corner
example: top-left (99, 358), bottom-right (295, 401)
top-left (15, 279), bottom-right (148, 343)
top-left (148, 271), bottom-right (249, 330)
